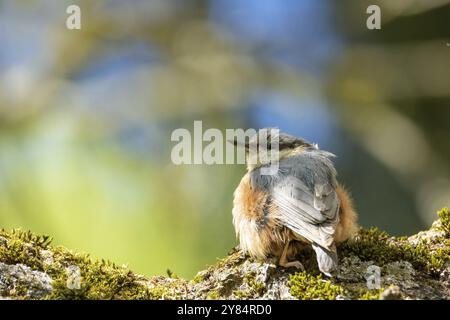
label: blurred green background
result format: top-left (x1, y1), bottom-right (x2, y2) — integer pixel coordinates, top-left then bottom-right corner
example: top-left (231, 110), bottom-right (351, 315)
top-left (0, 0), bottom-right (449, 278)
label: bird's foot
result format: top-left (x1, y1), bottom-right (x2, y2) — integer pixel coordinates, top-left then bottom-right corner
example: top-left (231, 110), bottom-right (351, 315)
top-left (280, 260), bottom-right (305, 271)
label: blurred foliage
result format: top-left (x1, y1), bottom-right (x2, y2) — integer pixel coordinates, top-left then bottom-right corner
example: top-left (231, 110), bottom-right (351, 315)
top-left (0, 0), bottom-right (449, 277)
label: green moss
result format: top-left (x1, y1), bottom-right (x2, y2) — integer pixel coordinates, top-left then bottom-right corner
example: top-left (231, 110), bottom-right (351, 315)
top-left (206, 290), bottom-right (220, 300)
top-left (214, 250), bottom-right (245, 269)
top-left (2, 208), bottom-right (450, 300)
top-left (192, 273), bottom-right (205, 284)
top-left (166, 269), bottom-right (180, 279)
top-left (146, 281), bottom-right (185, 300)
top-left (147, 286), bottom-right (167, 300)
top-left (46, 256), bottom-right (152, 300)
top-left (0, 230), bottom-right (52, 271)
top-left (0, 229), bottom-right (155, 300)
top-left (288, 272), bottom-right (386, 300)
top-left (340, 208), bottom-right (450, 276)
top-left (288, 272), bottom-right (343, 300)
top-left (232, 289), bottom-right (250, 299)
top-left (437, 207), bottom-right (450, 236)
top-left (340, 228), bottom-right (428, 270)
top-left (429, 242), bottom-right (450, 272)
top-left (357, 288), bottom-right (384, 300)
top-left (244, 271), bottom-right (266, 295)
top-left (232, 270), bottom-right (266, 298)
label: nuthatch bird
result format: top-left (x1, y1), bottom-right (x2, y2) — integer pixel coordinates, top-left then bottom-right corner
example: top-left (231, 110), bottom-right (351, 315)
top-left (231, 129), bottom-right (358, 276)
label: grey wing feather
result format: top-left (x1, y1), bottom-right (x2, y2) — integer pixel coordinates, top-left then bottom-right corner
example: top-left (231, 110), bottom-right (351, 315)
top-left (250, 150), bottom-right (340, 249)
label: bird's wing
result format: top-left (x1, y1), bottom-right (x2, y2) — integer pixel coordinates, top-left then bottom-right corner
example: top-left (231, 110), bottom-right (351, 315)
top-left (250, 150), bottom-right (340, 249)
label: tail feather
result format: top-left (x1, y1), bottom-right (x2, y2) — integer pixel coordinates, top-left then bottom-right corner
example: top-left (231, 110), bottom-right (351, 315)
top-left (312, 243), bottom-right (338, 277)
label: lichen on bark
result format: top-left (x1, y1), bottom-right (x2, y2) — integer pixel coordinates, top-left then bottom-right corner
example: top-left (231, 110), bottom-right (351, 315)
top-left (0, 208), bottom-right (449, 300)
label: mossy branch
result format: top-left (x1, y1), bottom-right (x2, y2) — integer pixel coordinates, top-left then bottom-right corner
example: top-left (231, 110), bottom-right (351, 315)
top-left (1, 208), bottom-right (449, 300)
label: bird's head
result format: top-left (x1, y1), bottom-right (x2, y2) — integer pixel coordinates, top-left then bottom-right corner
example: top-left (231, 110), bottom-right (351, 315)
top-left (229, 128), bottom-right (316, 171)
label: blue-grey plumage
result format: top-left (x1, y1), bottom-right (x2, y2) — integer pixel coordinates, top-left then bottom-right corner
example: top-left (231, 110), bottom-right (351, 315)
top-left (232, 129), bottom-right (358, 276)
